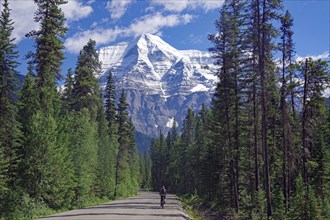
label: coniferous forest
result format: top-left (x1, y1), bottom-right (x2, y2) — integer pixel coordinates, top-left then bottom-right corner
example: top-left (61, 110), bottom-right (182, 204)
top-left (0, 0), bottom-right (329, 219)
top-left (0, 0), bottom-right (139, 219)
top-left (150, 0), bottom-right (330, 219)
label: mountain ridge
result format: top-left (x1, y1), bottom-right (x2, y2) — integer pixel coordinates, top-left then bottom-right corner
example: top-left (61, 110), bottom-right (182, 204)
top-left (98, 33), bottom-right (217, 137)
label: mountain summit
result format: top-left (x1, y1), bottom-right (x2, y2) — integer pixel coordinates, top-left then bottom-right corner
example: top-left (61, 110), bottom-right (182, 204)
top-left (98, 33), bottom-right (217, 137)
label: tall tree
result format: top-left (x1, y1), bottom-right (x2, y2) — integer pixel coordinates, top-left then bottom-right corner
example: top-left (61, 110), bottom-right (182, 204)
top-left (208, 0), bottom-right (248, 213)
top-left (20, 0), bottom-right (75, 208)
top-left (279, 9), bottom-right (295, 210)
top-left (26, 0), bottom-right (67, 114)
top-left (104, 71), bottom-right (117, 136)
top-left (299, 58), bottom-right (329, 185)
top-left (114, 89), bottom-right (138, 198)
top-left (0, 0), bottom-right (22, 187)
top-left (71, 39), bottom-right (102, 120)
top-left (250, 0), bottom-right (283, 216)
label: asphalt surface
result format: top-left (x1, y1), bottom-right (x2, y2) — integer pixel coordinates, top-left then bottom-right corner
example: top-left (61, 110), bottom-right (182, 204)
top-left (38, 191), bottom-right (191, 220)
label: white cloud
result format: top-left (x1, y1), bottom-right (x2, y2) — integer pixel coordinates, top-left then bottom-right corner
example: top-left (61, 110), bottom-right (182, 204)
top-left (64, 12), bottom-right (195, 53)
top-left (1, 0), bottom-right (92, 43)
top-left (4, 0), bottom-right (38, 42)
top-left (149, 0), bottom-right (224, 12)
top-left (106, 0), bottom-right (134, 20)
top-left (296, 52), bottom-right (329, 62)
top-left (65, 28), bottom-right (122, 54)
top-left (129, 12), bottom-right (194, 37)
top-left (87, 0), bottom-right (96, 4)
top-left (61, 0), bottom-right (93, 22)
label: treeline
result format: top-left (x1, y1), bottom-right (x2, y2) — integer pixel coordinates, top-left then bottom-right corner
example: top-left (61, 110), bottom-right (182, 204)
top-left (0, 0), bottom-right (139, 219)
top-left (150, 0), bottom-right (330, 219)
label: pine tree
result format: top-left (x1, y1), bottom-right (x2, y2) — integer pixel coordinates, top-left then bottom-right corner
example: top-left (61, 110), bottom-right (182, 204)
top-left (26, 0), bottom-right (67, 114)
top-left (104, 71), bottom-right (117, 136)
top-left (61, 68), bottom-right (74, 112)
top-left (299, 58), bottom-right (329, 185)
top-left (114, 89), bottom-right (133, 198)
top-left (140, 152), bottom-right (151, 189)
top-left (66, 109), bottom-right (98, 203)
top-left (127, 118), bottom-right (140, 195)
top-left (179, 108), bottom-right (195, 194)
top-left (0, 0), bottom-right (22, 188)
top-left (249, 0), bottom-right (284, 216)
top-left (19, 0), bottom-right (76, 208)
top-left (208, 0), bottom-right (248, 213)
top-left (279, 10), bottom-right (295, 210)
top-left (71, 39), bottom-right (102, 120)
top-left (96, 104), bottom-right (117, 199)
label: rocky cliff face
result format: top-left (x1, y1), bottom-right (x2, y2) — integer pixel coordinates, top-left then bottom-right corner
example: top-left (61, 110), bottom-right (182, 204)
top-left (98, 33), bottom-right (217, 137)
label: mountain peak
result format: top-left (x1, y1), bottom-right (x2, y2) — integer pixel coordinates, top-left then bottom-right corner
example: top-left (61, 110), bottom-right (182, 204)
top-left (98, 34), bottom-right (217, 136)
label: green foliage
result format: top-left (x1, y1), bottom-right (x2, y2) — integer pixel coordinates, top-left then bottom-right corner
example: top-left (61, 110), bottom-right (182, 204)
top-left (251, 190), bottom-right (267, 220)
top-left (21, 111), bottom-right (74, 209)
top-left (71, 39), bottom-right (101, 120)
top-left (289, 175), bottom-right (306, 219)
top-left (272, 187), bottom-right (286, 219)
top-left (114, 89), bottom-right (139, 198)
top-left (66, 109), bottom-right (98, 203)
top-left (104, 71), bottom-right (117, 136)
top-left (96, 105), bottom-right (117, 199)
top-left (0, 0), bottom-right (141, 217)
top-left (0, 188), bottom-right (54, 220)
top-left (26, 0), bottom-right (67, 114)
top-left (0, 0), bottom-right (22, 189)
top-left (140, 152), bottom-right (152, 189)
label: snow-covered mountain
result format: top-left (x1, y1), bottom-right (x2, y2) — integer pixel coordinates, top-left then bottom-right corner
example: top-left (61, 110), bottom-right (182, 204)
top-left (98, 33), bottom-right (217, 137)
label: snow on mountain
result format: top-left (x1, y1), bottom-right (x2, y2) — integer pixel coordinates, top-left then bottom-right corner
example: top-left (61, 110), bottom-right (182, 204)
top-left (98, 33), bottom-right (217, 137)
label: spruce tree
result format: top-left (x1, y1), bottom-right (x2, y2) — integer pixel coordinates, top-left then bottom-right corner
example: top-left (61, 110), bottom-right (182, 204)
top-left (299, 58), bottom-right (329, 185)
top-left (96, 104), bottom-right (116, 199)
top-left (208, 0), bottom-right (248, 213)
top-left (105, 71), bottom-right (117, 136)
top-left (279, 10), bottom-right (295, 210)
top-left (0, 0), bottom-right (22, 187)
top-left (61, 68), bottom-right (74, 112)
top-left (26, 0), bottom-right (67, 114)
top-left (114, 89), bottom-right (133, 198)
top-left (66, 109), bottom-right (98, 202)
top-left (20, 0), bottom-right (75, 208)
top-left (71, 39), bottom-right (101, 120)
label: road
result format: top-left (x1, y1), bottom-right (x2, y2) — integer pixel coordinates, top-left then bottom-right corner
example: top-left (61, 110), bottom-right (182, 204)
top-left (38, 191), bottom-right (191, 220)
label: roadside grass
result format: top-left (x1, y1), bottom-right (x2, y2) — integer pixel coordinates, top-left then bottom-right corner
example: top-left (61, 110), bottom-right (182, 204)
top-left (177, 194), bottom-right (204, 220)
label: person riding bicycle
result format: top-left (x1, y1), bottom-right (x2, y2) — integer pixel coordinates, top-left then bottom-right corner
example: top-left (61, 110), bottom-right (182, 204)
top-left (159, 186), bottom-right (166, 206)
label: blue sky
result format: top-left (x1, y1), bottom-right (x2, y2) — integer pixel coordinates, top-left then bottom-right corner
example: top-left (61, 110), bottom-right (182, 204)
top-left (1, 0), bottom-right (329, 78)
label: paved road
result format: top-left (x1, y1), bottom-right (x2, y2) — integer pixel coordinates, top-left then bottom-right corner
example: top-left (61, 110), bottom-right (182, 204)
top-left (38, 192), bottom-right (191, 220)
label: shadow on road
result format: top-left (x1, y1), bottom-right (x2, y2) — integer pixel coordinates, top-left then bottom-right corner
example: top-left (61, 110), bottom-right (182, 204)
top-left (40, 213), bottom-right (189, 219)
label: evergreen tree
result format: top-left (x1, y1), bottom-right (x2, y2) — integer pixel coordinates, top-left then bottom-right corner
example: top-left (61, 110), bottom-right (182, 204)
top-left (299, 58), bottom-right (329, 185)
top-left (96, 104), bottom-right (117, 199)
top-left (140, 152), bottom-right (152, 189)
top-left (104, 71), bottom-right (117, 136)
top-left (208, 0), bottom-right (248, 213)
top-left (71, 39), bottom-right (101, 120)
top-left (114, 89), bottom-right (135, 198)
top-left (19, 0), bottom-right (75, 208)
top-left (67, 109), bottom-right (98, 203)
top-left (279, 10), bottom-right (296, 210)
top-left (26, 0), bottom-right (67, 114)
top-left (0, 0), bottom-right (22, 188)
top-left (127, 119), bottom-right (140, 195)
top-left (61, 68), bottom-right (74, 112)
top-left (249, 0), bottom-right (283, 216)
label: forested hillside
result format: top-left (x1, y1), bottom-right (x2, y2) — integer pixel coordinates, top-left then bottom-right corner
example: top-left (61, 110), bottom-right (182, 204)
top-left (0, 0), bottom-right (139, 219)
top-left (150, 0), bottom-right (330, 219)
